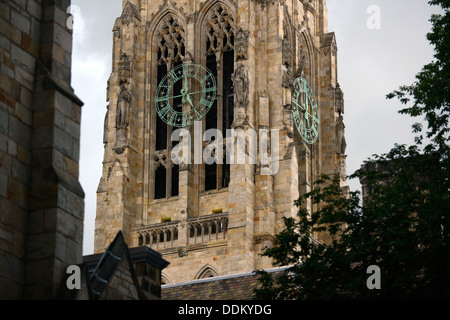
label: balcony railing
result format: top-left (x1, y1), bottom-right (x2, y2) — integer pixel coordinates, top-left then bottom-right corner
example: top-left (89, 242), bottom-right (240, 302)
top-left (135, 213), bottom-right (228, 251)
top-left (136, 221), bottom-right (179, 250)
top-left (188, 213), bottom-right (228, 245)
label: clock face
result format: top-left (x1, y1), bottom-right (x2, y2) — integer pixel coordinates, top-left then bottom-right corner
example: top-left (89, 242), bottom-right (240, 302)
top-left (156, 63), bottom-right (217, 128)
top-left (292, 77), bottom-right (320, 144)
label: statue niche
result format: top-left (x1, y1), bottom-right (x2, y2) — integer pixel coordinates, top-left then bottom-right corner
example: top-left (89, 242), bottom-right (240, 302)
top-left (113, 52), bottom-right (132, 154)
top-left (116, 85), bottom-right (131, 129)
top-left (336, 115), bottom-right (347, 155)
top-left (235, 28), bottom-right (250, 61)
top-left (232, 65), bottom-right (249, 126)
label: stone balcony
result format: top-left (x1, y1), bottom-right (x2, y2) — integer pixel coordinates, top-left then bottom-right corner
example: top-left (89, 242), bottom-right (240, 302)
top-left (133, 213), bottom-right (229, 253)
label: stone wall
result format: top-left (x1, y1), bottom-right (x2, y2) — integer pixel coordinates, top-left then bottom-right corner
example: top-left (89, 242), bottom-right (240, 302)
top-left (0, 0), bottom-right (84, 299)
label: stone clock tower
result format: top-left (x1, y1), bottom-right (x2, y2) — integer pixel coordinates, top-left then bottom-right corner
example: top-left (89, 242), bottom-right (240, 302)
top-left (95, 0), bottom-right (348, 285)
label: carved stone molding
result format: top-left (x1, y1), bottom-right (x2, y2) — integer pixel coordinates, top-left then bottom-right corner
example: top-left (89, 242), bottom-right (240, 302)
top-left (235, 28), bottom-right (250, 61)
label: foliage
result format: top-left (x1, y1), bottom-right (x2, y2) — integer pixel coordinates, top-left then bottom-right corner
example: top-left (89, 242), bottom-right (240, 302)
top-left (255, 149), bottom-right (450, 299)
top-left (254, 0), bottom-right (450, 300)
top-left (387, 0), bottom-right (450, 152)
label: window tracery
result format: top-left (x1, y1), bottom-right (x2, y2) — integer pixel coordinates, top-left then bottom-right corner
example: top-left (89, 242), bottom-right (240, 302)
top-left (203, 4), bottom-right (235, 192)
top-left (153, 14), bottom-right (186, 200)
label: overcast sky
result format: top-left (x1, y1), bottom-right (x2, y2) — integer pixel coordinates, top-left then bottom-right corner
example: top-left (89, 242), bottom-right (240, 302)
top-left (71, 0), bottom-right (443, 255)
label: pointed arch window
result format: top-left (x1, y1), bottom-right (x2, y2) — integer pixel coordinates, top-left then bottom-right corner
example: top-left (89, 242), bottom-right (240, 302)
top-left (196, 266), bottom-right (219, 279)
top-left (203, 4), bottom-right (235, 191)
top-left (153, 14), bottom-right (186, 200)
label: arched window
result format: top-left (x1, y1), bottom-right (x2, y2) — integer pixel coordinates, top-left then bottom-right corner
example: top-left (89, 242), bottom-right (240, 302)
top-left (196, 265), bottom-right (219, 279)
top-left (203, 4), bottom-right (235, 191)
top-left (153, 14), bottom-right (185, 200)
top-left (161, 275), bottom-right (170, 285)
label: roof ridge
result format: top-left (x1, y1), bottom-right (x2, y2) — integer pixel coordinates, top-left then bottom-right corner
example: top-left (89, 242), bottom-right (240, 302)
top-left (162, 265), bottom-right (291, 289)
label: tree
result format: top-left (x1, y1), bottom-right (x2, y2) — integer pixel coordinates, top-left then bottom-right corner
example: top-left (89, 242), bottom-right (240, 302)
top-left (254, 0), bottom-right (450, 300)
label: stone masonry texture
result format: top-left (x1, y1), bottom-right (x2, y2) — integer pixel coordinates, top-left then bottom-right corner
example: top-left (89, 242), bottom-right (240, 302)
top-left (0, 0), bottom-right (84, 299)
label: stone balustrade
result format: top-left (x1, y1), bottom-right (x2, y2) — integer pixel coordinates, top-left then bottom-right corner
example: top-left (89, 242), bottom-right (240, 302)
top-left (134, 213), bottom-right (229, 251)
top-left (188, 213), bottom-right (229, 245)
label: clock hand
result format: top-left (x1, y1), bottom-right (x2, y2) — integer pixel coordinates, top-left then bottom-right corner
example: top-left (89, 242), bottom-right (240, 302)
top-left (157, 89), bottom-right (209, 103)
top-left (186, 93), bottom-right (194, 108)
top-left (184, 65), bottom-right (189, 93)
top-left (305, 112), bottom-right (311, 127)
top-left (304, 96), bottom-right (311, 127)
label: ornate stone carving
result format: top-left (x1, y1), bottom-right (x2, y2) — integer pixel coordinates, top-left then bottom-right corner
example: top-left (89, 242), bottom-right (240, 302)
top-left (255, 235), bottom-right (275, 251)
top-left (335, 83), bottom-right (344, 115)
top-left (118, 53), bottom-right (131, 86)
top-left (178, 247), bottom-right (188, 258)
top-left (261, 238), bottom-right (274, 251)
top-left (113, 18), bottom-right (121, 38)
top-left (205, 4), bottom-right (235, 55)
top-left (282, 35), bottom-right (292, 69)
top-left (233, 65), bottom-right (249, 108)
top-left (116, 85), bottom-right (131, 129)
top-left (235, 28), bottom-right (250, 61)
top-left (113, 53), bottom-right (132, 155)
top-left (283, 103), bottom-right (294, 139)
top-left (336, 115), bottom-right (347, 155)
top-left (155, 14), bottom-right (186, 66)
top-left (282, 64), bottom-right (293, 89)
top-left (113, 84), bottom-right (132, 155)
top-left (153, 152), bottom-right (168, 169)
top-left (232, 65), bottom-right (249, 125)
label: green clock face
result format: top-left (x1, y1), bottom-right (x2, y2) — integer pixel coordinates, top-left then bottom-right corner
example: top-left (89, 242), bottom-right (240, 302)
top-left (156, 63), bottom-right (217, 128)
top-left (292, 77), bottom-right (320, 144)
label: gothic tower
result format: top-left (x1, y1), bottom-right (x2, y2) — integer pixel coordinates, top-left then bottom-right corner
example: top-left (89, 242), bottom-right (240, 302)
top-left (95, 0), bottom-right (347, 285)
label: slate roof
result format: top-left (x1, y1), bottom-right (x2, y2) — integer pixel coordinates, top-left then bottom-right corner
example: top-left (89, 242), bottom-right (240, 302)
top-left (162, 267), bottom-right (289, 300)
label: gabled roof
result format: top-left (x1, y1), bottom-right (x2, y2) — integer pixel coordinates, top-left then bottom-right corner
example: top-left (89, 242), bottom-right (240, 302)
top-left (88, 231), bottom-right (144, 300)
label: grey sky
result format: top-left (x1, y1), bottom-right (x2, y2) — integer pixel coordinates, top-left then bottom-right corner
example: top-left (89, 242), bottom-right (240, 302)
top-left (71, 0), bottom-right (442, 255)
